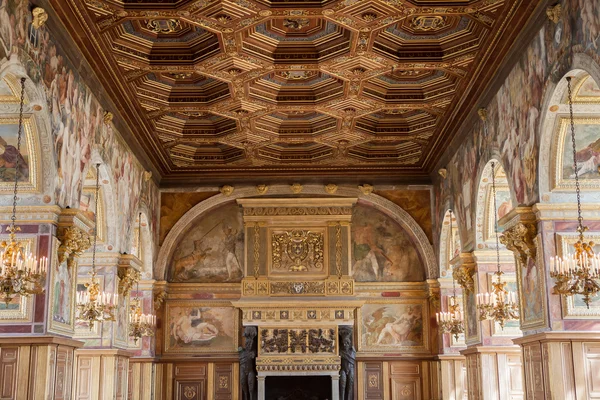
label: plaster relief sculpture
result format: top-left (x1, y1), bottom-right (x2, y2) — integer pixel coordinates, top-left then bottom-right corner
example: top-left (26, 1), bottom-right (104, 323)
top-left (339, 326), bottom-right (356, 400)
top-left (240, 326), bottom-right (257, 400)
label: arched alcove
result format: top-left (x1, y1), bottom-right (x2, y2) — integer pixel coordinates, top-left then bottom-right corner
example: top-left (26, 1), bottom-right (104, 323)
top-left (131, 209), bottom-right (154, 280)
top-left (439, 209), bottom-right (461, 279)
top-left (475, 160), bottom-right (514, 250)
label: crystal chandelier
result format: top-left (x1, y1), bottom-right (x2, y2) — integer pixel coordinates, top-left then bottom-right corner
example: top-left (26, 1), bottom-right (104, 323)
top-left (550, 77), bottom-right (600, 308)
top-left (0, 77), bottom-right (47, 304)
top-left (436, 211), bottom-right (464, 341)
top-left (128, 213), bottom-right (155, 344)
top-left (476, 161), bottom-right (520, 329)
top-left (76, 163), bottom-right (118, 330)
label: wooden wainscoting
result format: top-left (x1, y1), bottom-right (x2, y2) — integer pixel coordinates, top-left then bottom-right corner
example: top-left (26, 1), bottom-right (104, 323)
top-left (0, 336), bottom-right (82, 400)
top-left (358, 360), bottom-right (440, 400)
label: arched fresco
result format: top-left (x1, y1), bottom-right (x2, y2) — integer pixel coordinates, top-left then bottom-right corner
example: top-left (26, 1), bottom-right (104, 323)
top-left (352, 203), bottom-right (425, 282)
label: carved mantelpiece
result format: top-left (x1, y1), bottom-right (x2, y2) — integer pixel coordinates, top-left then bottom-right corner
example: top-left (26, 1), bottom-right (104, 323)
top-left (241, 276), bottom-right (354, 297)
top-left (56, 208), bottom-right (94, 268)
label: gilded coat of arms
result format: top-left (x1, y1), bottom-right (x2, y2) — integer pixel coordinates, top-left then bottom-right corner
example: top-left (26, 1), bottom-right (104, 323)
top-left (272, 230), bottom-right (324, 272)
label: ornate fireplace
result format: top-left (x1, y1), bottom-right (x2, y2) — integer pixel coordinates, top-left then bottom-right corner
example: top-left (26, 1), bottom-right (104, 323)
top-left (232, 198), bottom-right (363, 400)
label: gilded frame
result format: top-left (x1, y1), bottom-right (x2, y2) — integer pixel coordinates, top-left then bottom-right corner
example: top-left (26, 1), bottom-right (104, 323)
top-left (0, 236), bottom-right (36, 322)
top-left (0, 116), bottom-right (40, 193)
top-left (81, 187), bottom-right (106, 243)
top-left (164, 300), bottom-right (239, 354)
top-left (47, 239), bottom-right (76, 336)
top-left (551, 117), bottom-right (600, 191)
top-left (484, 185), bottom-right (510, 243)
top-left (573, 75), bottom-right (600, 104)
top-left (357, 298), bottom-right (430, 354)
top-left (557, 232), bottom-right (600, 318)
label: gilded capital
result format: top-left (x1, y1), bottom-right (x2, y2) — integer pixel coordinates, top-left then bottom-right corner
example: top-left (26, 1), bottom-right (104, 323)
top-left (452, 253), bottom-right (477, 292)
top-left (118, 266), bottom-right (141, 296)
top-left (154, 290), bottom-right (167, 310)
top-left (57, 226), bottom-right (92, 266)
top-left (499, 207), bottom-right (538, 268)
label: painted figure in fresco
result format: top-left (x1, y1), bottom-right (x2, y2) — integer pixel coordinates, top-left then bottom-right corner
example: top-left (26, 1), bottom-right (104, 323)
top-left (223, 225), bottom-right (242, 280)
top-left (240, 326), bottom-right (257, 400)
top-left (339, 326), bottom-right (355, 400)
top-left (173, 245), bottom-right (211, 281)
top-left (353, 224), bottom-right (391, 280)
top-left (376, 306), bottom-right (420, 345)
top-left (571, 137), bottom-right (600, 178)
top-left (0, 136), bottom-right (28, 182)
top-left (172, 309), bottom-right (219, 344)
top-left (52, 261), bottom-right (70, 323)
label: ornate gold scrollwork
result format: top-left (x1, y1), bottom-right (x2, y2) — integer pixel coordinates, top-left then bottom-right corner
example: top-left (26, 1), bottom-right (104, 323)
top-left (118, 266), bottom-right (141, 296)
top-left (500, 221), bottom-right (537, 268)
top-left (453, 264), bottom-right (476, 293)
top-left (358, 184), bottom-right (374, 195)
top-left (57, 226), bottom-right (92, 268)
top-left (272, 230), bottom-right (324, 272)
top-left (32, 7), bottom-right (48, 29)
top-left (154, 290), bottom-right (167, 310)
top-left (220, 185), bottom-right (234, 196)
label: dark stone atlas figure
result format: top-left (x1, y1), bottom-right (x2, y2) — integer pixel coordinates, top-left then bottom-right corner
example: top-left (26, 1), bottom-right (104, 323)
top-left (339, 326), bottom-right (356, 400)
top-left (240, 326), bottom-right (258, 400)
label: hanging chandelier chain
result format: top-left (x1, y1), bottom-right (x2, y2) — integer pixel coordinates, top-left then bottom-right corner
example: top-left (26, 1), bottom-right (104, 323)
top-left (10, 78), bottom-right (26, 234)
top-left (566, 77), bottom-right (585, 240)
top-left (491, 162), bottom-right (501, 273)
top-left (91, 163), bottom-right (100, 275)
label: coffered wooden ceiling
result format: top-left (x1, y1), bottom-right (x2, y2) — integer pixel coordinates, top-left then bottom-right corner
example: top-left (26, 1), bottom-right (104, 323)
top-left (50, 0), bottom-right (542, 184)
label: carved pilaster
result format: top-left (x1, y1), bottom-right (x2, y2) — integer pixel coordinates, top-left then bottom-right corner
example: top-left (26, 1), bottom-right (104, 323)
top-left (499, 207), bottom-right (538, 268)
top-left (117, 254), bottom-right (142, 297)
top-left (452, 253), bottom-right (477, 293)
top-left (56, 209), bottom-right (94, 269)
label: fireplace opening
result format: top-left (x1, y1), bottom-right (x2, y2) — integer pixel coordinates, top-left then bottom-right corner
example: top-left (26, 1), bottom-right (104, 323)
top-left (265, 375), bottom-right (332, 400)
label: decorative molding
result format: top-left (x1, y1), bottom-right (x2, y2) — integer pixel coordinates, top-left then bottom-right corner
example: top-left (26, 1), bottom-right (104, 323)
top-left (220, 185), bottom-right (234, 196)
top-left (241, 277), bottom-right (354, 297)
top-left (256, 184), bottom-right (269, 195)
top-left (325, 184), bottom-right (338, 194)
top-left (358, 184), bottom-right (374, 195)
top-left (290, 183), bottom-right (303, 194)
top-left (153, 290), bottom-right (167, 310)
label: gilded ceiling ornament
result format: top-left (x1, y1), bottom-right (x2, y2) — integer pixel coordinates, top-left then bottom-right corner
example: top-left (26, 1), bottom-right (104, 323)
top-left (361, 12), bottom-right (378, 22)
top-left (283, 18), bottom-right (310, 30)
top-left (32, 7), bottom-right (48, 29)
top-left (256, 184), bottom-right (269, 195)
top-left (279, 70), bottom-right (314, 80)
top-left (143, 171), bottom-right (152, 182)
top-left (324, 184), bottom-right (338, 194)
top-left (411, 16), bottom-right (447, 31)
top-left (215, 14), bottom-right (233, 24)
top-left (170, 72), bottom-right (193, 80)
top-left (146, 19), bottom-right (181, 34)
top-left (358, 184), bottom-right (374, 195)
top-left (103, 111), bottom-right (113, 125)
top-left (438, 168), bottom-right (447, 179)
top-left (290, 183), bottom-right (303, 194)
top-left (546, 4), bottom-right (561, 24)
top-left (220, 185), bottom-right (234, 196)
